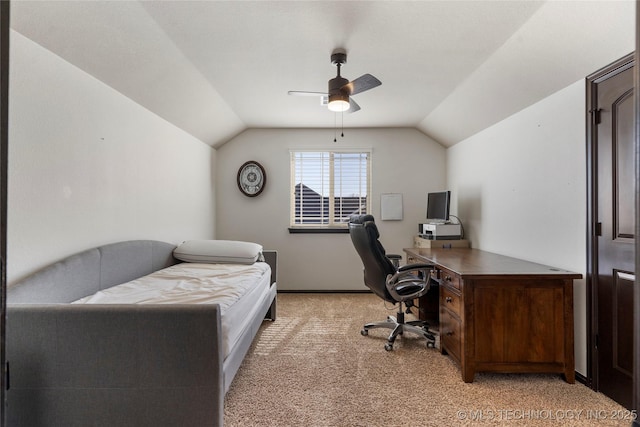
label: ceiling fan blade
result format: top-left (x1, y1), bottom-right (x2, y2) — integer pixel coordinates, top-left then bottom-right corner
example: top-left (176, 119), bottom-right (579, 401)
top-left (288, 91), bottom-right (328, 96)
top-left (348, 97), bottom-right (361, 113)
top-left (343, 74), bottom-right (381, 96)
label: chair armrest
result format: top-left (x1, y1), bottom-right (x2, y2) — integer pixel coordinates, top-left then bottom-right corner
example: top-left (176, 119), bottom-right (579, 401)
top-left (385, 263), bottom-right (434, 302)
top-left (397, 262), bottom-right (433, 273)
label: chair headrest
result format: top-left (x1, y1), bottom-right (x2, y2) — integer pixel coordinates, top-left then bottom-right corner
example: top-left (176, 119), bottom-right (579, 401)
top-left (349, 214), bottom-right (379, 239)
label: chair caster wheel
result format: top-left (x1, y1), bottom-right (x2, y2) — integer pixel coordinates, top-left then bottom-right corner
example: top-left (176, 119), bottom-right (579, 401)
top-left (361, 329), bottom-right (368, 336)
top-left (427, 341), bottom-right (435, 348)
top-left (384, 343), bottom-right (394, 351)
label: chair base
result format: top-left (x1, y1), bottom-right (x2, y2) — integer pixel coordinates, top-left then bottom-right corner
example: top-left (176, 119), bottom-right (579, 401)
top-left (361, 312), bottom-right (436, 351)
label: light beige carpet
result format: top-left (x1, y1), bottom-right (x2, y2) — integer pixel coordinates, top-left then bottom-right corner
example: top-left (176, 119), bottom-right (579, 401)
top-left (224, 293), bottom-right (629, 426)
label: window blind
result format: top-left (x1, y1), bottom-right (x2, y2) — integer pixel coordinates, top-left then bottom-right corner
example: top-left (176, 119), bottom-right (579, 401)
top-left (290, 150), bottom-right (371, 228)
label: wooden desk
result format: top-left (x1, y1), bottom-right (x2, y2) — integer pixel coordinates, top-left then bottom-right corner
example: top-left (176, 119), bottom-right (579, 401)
top-left (404, 247), bottom-right (582, 383)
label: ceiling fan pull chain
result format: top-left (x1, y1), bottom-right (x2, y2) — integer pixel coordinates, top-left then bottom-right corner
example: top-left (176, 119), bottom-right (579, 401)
top-left (341, 110), bottom-right (344, 138)
top-left (334, 113), bottom-right (337, 142)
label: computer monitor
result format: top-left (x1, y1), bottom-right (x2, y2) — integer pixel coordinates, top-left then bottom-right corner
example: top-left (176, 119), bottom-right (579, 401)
top-left (426, 191), bottom-right (451, 223)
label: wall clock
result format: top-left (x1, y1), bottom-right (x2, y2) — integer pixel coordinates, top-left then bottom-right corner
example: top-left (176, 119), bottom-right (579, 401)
top-left (237, 161), bottom-right (266, 197)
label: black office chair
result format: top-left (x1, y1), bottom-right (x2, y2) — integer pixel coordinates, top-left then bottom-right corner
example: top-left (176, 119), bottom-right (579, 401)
top-left (349, 214), bottom-right (436, 351)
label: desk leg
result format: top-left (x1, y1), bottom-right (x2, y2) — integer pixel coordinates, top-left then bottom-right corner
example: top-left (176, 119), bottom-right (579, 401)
top-left (440, 344), bottom-right (475, 382)
top-left (563, 370), bottom-right (575, 384)
top-left (462, 366), bottom-right (475, 383)
top-left (563, 279), bottom-right (575, 384)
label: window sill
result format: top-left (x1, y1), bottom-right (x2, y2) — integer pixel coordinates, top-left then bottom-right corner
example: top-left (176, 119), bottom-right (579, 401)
top-left (288, 227), bottom-right (349, 234)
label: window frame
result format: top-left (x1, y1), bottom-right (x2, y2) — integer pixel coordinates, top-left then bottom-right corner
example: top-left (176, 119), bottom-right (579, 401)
top-left (288, 149), bottom-right (372, 233)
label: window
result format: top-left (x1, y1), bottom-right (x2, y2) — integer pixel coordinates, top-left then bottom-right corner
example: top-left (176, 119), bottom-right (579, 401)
top-left (290, 150), bottom-right (371, 232)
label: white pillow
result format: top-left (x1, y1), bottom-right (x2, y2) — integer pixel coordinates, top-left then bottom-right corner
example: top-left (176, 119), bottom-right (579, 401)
top-left (173, 240), bottom-right (263, 264)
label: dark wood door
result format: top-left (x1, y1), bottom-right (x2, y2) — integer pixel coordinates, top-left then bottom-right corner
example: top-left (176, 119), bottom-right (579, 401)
top-left (591, 55), bottom-right (635, 409)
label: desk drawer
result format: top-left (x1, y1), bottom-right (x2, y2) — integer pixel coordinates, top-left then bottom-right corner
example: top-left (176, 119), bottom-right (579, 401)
top-left (440, 309), bottom-right (461, 361)
top-left (440, 286), bottom-right (462, 318)
top-left (439, 268), bottom-right (461, 290)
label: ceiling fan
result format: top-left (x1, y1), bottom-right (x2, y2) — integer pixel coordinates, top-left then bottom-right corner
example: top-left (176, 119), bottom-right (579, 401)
top-left (288, 49), bottom-right (381, 113)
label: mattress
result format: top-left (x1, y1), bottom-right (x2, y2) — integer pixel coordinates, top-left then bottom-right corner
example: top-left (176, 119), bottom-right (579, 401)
top-left (73, 262), bottom-right (272, 358)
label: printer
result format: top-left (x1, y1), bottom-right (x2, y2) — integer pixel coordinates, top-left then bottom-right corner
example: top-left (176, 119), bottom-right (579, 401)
top-left (419, 223), bottom-right (462, 240)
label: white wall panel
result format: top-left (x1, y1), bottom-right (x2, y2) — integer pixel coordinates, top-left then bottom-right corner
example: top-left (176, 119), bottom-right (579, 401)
top-left (7, 32), bottom-right (216, 285)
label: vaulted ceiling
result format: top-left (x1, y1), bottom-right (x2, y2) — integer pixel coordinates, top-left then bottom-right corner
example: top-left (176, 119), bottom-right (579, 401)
top-left (10, 1), bottom-right (635, 148)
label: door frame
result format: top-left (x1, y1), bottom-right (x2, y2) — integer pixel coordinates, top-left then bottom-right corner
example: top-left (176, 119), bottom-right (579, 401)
top-left (586, 52), bottom-right (635, 393)
top-left (0, 1), bottom-right (8, 425)
top-left (633, 0), bottom-right (640, 420)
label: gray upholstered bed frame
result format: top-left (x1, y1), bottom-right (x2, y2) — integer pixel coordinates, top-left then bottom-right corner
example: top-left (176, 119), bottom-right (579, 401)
top-left (6, 240), bottom-right (277, 426)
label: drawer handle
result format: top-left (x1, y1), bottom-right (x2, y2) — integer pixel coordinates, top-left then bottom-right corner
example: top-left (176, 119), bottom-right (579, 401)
top-left (446, 331), bottom-right (455, 336)
top-left (444, 275), bottom-right (452, 282)
top-left (445, 297), bottom-right (453, 303)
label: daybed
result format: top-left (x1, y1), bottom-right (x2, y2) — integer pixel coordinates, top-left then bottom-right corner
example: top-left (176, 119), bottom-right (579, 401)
top-left (6, 239), bottom-right (277, 427)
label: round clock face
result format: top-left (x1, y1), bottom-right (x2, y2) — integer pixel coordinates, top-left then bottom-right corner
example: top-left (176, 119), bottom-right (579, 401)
top-left (237, 161), bottom-right (266, 197)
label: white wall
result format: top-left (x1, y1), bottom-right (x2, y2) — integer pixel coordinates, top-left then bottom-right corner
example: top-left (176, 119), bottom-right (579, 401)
top-left (7, 32), bottom-right (216, 285)
top-left (446, 79), bottom-right (588, 375)
top-left (216, 128), bottom-right (446, 291)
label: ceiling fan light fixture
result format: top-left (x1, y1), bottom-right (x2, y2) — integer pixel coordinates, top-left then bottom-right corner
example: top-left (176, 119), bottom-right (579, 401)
top-left (288, 49), bottom-right (380, 118)
top-left (328, 93), bottom-right (350, 112)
